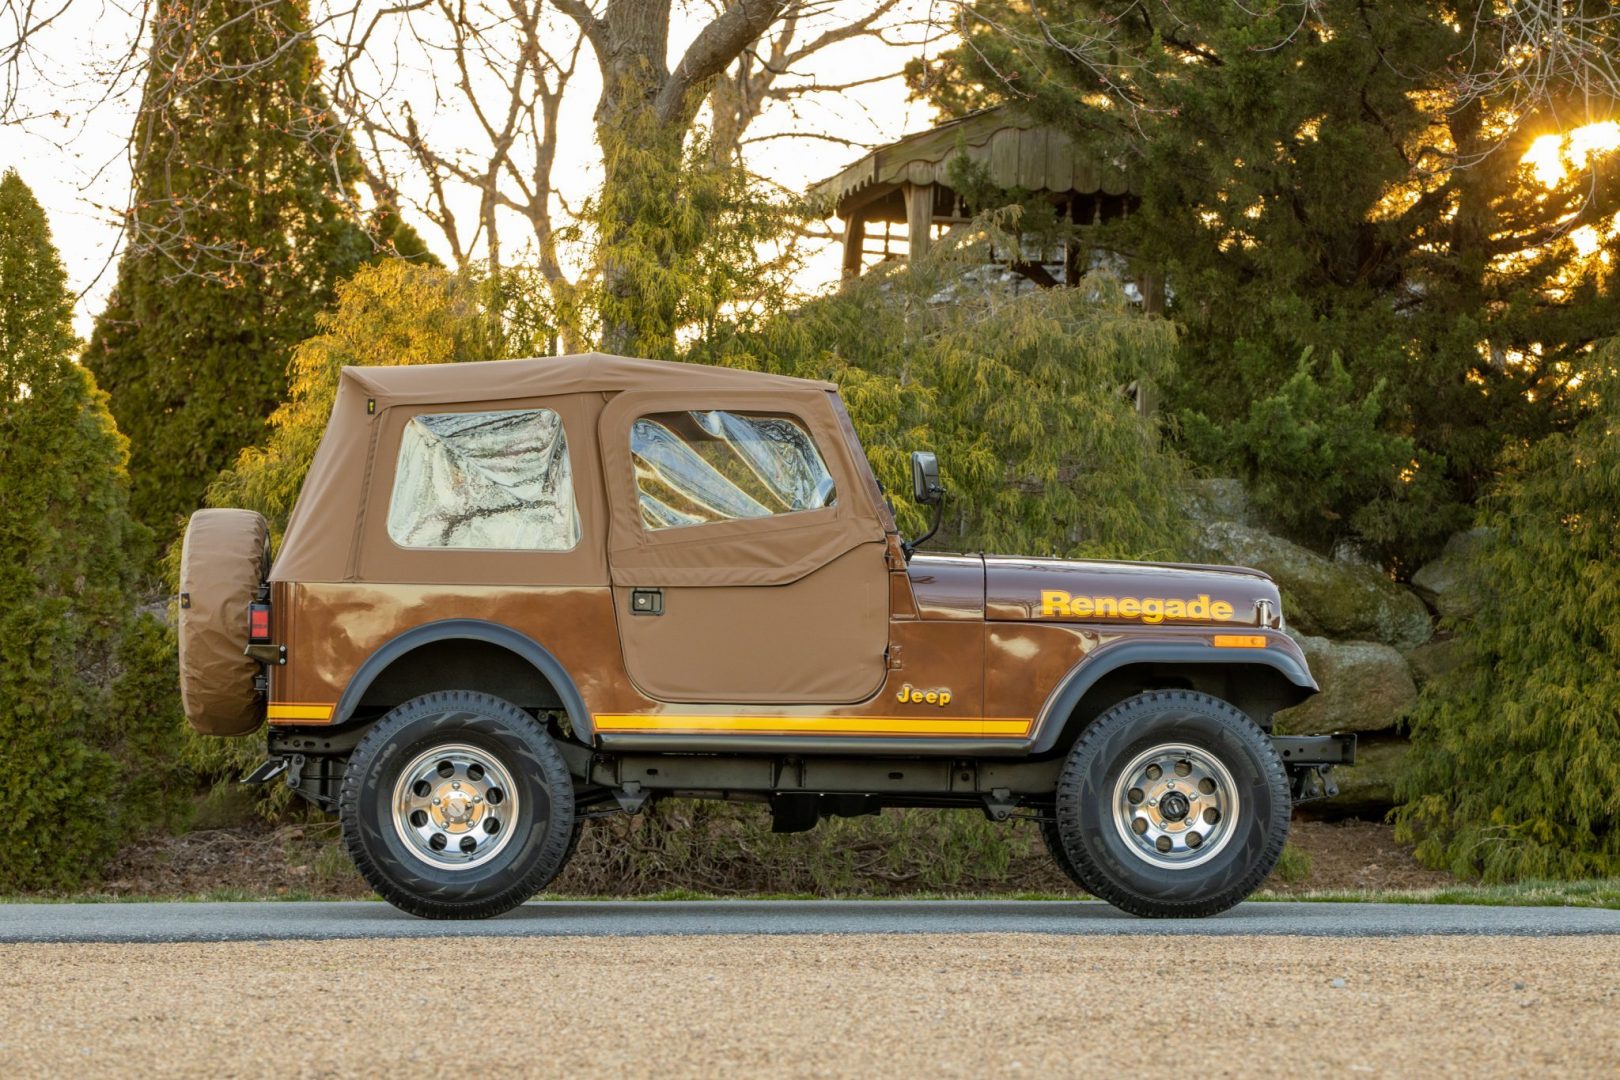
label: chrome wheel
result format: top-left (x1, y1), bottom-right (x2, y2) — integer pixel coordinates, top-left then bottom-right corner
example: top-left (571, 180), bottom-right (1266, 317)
top-left (1111, 742), bottom-right (1239, 870)
top-left (391, 743), bottom-right (520, 871)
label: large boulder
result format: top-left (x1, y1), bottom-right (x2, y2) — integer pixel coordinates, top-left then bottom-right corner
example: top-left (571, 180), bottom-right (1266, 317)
top-left (1404, 636), bottom-right (1464, 688)
top-left (1410, 528), bottom-right (1491, 621)
top-left (1274, 634), bottom-right (1418, 735)
top-left (1193, 520), bottom-right (1433, 650)
top-left (1302, 737), bottom-right (1410, 818)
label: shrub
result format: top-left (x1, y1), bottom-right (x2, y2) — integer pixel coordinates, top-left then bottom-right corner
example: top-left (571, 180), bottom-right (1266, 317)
top-left (1396, 343), bottom-right (1620, 879)
top-left (1182, 350), bottom-right (1460, 567)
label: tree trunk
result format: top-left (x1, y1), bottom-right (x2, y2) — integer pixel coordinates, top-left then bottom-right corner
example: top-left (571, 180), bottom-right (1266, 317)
top-left (560, 0), bottom-right (788, 355)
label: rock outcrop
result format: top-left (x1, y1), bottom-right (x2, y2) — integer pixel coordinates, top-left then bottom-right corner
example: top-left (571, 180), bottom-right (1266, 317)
top-left (1403, 637), bottom-right (1464, 688)
top-left (1410, 528), bottom-right (1491, 621)
top-left (1193, 520), bottom-right (1433, 650)
top-left (1274, 634), bottom-right (1418, 735)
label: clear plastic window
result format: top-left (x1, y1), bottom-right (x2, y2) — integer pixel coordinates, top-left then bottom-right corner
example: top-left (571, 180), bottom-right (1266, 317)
top-left (632, 410), bottom-right (837, 531)
top-left (388, 409), bottom-right (580, 550)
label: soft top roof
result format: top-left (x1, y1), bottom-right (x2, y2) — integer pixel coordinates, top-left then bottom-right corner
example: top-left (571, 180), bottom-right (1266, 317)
top-left (272, 352), bottom-right (846, 584)
top-left (341, 352), bottom-right (834, 409)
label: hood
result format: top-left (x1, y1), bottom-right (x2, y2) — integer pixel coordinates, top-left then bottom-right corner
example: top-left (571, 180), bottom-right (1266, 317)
top-left (983, 555), bottom-right (1283, 629)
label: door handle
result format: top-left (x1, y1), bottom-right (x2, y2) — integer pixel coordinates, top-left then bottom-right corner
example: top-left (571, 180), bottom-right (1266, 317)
top-left (630, 588), bottom-right (664, 615)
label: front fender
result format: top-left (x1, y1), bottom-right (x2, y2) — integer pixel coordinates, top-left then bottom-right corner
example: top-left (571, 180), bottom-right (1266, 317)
top-left (1027, 635), bottom-right (1317, 754)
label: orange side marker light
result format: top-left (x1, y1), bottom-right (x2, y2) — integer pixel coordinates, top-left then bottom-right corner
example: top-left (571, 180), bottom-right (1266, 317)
top-left (1212, 634), bottom-right (1268, 649)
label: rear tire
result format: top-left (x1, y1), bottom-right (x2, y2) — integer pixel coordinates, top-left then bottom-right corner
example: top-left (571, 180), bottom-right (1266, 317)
top-left (1054, 690), bottom-right (1289, 918)
top-left (339, 691), bottom-right (577, 919)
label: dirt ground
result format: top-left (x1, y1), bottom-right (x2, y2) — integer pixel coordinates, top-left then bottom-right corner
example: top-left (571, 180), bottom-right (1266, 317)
top-left (90, 815), bottom-right (1448, 899)
top-left (3, 934), bottom-right (1614, 1078)
top-left (1265, 817), bottom-right (1455, 893)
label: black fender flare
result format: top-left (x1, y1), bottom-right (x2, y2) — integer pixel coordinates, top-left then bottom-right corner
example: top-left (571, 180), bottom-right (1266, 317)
top-left (335, 618), bottom-right (593, 742)
top-left (1027, 640), bottom-right (1317, 755)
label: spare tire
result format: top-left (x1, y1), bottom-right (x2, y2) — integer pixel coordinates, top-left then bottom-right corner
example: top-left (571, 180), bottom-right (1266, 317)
top-left (178, 508), bottom-right (271, 736)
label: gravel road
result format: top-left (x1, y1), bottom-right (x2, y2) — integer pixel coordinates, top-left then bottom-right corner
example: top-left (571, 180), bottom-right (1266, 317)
top-left (3, 898), bottom-right (1620, 942)
top-left (4, 932), bottom-right (1616, 1078)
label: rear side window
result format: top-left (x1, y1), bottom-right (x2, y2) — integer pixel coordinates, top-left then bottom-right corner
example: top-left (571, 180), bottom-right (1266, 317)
top-left (388, 409), bottom-right (580, 550)
top-left (631, 409), bottom-right (836, 530)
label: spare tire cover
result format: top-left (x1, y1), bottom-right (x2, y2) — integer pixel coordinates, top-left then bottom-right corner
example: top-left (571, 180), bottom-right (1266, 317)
top-left (178, 509), bottom-right (270, 736)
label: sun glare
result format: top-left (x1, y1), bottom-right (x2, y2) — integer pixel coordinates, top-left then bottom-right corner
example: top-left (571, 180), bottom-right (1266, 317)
top-left (1522, 121), bottom-right (1620, 188)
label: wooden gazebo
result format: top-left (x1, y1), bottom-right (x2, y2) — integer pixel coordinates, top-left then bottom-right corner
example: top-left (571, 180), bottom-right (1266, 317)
top-left (813, 108), bottom-right (1160, 310)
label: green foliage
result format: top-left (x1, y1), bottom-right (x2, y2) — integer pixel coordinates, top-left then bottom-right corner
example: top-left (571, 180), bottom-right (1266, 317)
top-left (912, 0), bottom-right (1620, 568)
top-left (105, 614), bottom-right (194, 836)
top-left (1184, 350), bottom-right (1462, 560)
top-left (84, 0), bottom-right (406, 548)
top-left (586, 116), bottom-right (802, 358)
top-left (1396, 343), bottom-right (1620, 880)
top-left (0, 170), bottom-right (150, 889)
top-left (699, 219), bottom-right (1189, 560)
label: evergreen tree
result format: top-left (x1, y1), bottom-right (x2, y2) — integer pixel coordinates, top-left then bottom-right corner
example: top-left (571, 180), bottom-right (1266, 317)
top-left (0, 170), bottom-right (147, 890)
top-left (911, 0), bottom-right (1620, 568)
top-left (85, 0), bottom-right (391, 547)
top-left (1396, 341), bottom-right (1620, 880)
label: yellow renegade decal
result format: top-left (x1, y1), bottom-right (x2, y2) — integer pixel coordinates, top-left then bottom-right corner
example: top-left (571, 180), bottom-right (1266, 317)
top-left (1039, 590), bottom-right (1237, 623)
top-left (896, 683), bottom-right (953, 707)
top-left (593, 715), bottom-right (1031, 737)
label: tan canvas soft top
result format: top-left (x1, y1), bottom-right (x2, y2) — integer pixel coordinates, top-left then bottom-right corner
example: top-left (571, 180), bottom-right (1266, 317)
top-left (343, 352), bottom-right (833, 408)
top-left (272, 354), bottom-right (853, 585)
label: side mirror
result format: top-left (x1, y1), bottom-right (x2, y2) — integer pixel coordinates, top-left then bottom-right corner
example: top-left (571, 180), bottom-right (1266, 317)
top-left (903, 451), bottom-right (945, 561)
top-left (911, 451), bottom-right (944, 506)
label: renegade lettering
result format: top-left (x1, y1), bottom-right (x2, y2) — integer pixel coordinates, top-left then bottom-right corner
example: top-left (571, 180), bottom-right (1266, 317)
top-left (1039, 590), bottom-right (1237, 623)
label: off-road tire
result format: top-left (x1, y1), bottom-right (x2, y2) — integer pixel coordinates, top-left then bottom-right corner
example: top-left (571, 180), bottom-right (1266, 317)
top-left (1054, 690), bottom-right (1289, 918)
top-left (1039, 819), bottom-right (1093, 893)
top-left (339, 691), bottom-right (577, 919)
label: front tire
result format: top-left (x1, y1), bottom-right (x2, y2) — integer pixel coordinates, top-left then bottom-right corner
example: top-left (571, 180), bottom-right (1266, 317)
top-left (339, 691), bottom-right (578, 919)
top-left (1054, 690), bottom-right (1289, 918)
top-left (1039, 819), bottom-right (1093, 893)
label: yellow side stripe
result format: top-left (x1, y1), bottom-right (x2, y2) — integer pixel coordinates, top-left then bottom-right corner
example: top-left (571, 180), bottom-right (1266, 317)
top-left (593, 714), bottom-right (1033, 737)
top-left (268, 702), bottom-right (335, 723)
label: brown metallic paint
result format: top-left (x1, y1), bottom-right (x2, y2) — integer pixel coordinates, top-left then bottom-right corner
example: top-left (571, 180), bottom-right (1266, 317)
top-left (983, 555), bottom-right (1283, 625)
top-left (263, 358), bottom-right (1312, 756)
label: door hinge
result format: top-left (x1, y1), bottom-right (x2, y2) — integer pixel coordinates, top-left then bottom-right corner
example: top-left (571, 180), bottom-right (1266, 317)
top-left (886, 643), bottom-right (903, 670)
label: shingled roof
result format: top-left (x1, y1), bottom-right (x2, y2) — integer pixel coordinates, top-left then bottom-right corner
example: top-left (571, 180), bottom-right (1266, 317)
top-left (813, 107), bottom-right (1131, 220)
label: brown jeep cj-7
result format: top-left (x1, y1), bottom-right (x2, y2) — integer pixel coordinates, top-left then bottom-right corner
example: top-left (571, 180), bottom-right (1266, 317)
top-left (178, 353), bottom-right (1351, 919)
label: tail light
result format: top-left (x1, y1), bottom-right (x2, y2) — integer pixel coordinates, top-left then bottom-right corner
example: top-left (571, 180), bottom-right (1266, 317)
top-left (248, 602), bottom-right (272, 643)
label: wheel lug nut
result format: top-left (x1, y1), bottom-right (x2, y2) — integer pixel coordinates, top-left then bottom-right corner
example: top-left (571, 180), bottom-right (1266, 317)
top-left (452, 781), bottom-right (461, 790)
top-left (432, 797), bottom-right (441, 805)
top-left (1148, 798), bottom-right (1158, 807)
